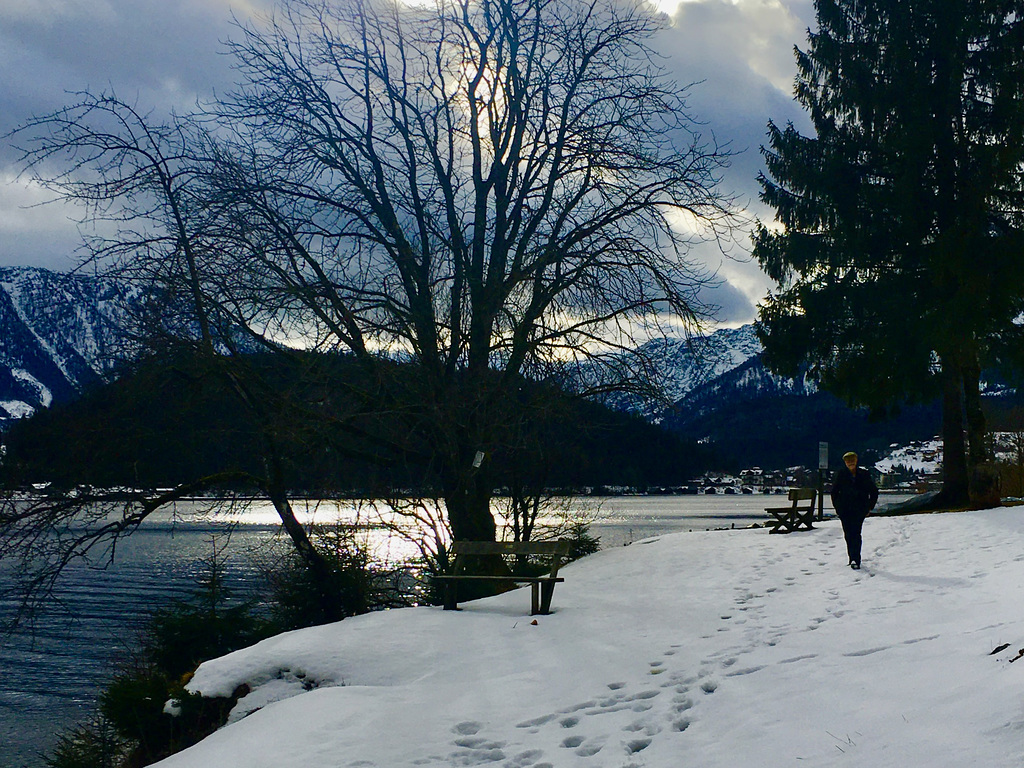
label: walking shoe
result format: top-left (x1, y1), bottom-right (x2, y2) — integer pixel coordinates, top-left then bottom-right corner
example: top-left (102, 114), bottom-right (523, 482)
top-left (851, 561), bottom-right (861, 570)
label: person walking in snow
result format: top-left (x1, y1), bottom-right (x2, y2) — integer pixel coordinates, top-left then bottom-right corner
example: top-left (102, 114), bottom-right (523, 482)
top-left (830, 451), bottom-right (879, 569)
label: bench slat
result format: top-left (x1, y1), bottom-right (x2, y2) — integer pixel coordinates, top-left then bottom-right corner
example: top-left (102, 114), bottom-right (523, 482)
top-left (435, 575), bottom-right (565, 583)
top-left (449, 540), bottom-right (571, 556)
top-left (788, 487), bottom-right (817, 501)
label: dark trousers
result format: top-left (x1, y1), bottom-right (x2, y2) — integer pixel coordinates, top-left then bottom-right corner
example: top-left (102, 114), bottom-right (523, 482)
top-left (838, 513), bottom-right (867, 564)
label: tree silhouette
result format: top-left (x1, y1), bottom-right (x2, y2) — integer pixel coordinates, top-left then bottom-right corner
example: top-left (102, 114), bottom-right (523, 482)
top-left (5, 0), bottom-right (735, 617)
top-left (754, 0), bottom-right (1024, 508)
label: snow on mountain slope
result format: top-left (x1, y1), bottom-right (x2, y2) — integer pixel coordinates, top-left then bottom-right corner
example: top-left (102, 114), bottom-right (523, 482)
top-left (0, 266), bottom-right (140, 428)
top-left (636, 325), bottom-right (764, 404)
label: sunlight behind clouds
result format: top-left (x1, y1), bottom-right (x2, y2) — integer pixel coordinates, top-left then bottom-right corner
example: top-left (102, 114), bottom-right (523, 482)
top-left (0, 0), bottom-right (817, 322)
top-left (647, 0), bottom-right (711, 17)
top-left (665, 206), bottom-right (720, 241)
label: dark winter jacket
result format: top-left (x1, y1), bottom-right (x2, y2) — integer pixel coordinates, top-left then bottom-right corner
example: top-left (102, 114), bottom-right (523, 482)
top-left (830, 466), bottom-right (879, 518)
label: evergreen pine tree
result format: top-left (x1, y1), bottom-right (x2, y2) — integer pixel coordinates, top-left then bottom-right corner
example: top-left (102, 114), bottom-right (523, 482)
top-left (754, 0), bottom-right (1024, 507)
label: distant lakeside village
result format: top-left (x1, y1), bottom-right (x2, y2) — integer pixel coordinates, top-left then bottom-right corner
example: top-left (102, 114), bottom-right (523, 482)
top-left (591, 431), bottom-right (1024, 498)
top-left (591, 436), bottom-right (957, 497)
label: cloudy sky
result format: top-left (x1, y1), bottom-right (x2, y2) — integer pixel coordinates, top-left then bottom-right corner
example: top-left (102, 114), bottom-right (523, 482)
top-left (0, 0), bottom-right (815, 326)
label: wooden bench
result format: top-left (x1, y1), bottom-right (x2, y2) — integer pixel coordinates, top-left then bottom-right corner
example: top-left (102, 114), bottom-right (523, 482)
top-left (436, 540), bottom-right (571, 615)
top-left (765, 487), bottom-right (817, 534)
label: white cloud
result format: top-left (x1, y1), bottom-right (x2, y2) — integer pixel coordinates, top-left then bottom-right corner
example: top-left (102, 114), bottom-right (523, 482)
top-left (644, 0), bottom-right (816, 320)
top-left (0, 174), bottom-right (70, 228)
top-left (0, 0), bottom-right (115, 23)
top-left (0, 174), bottom-right (83, 268)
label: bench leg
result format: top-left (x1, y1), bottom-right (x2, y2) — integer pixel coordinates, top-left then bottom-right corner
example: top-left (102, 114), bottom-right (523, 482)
top-left (530, 583), bottom-right (540, 615)
top-left (538, 581), bottom-right (556, 615)
top-left (443, 582), bottom-right (459, 611)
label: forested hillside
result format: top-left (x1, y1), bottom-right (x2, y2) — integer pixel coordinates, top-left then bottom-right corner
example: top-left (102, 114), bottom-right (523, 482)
top-left (5, 267), bottom-right (1020, 477)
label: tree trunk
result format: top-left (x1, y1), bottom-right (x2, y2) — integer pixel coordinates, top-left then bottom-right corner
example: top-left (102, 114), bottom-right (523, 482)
top-left (442, 367), bottom-right (499, 544)
top-left (262, 434), bottom-right (347, 623)
top-left (442, 464), bottom-right (507, 601)
top-left (445, 467), bottom-right (497, 543)
top-left (1014, 426), bottom-right (1024, 497)
top-left (936, 363), bottom-right (969, 508)
top-left (962, 350), bottom-right (991, 467)
top-left (962, 353), bottom-right (1001, 508)
top-left (266, 485), bottom-right (346, 623)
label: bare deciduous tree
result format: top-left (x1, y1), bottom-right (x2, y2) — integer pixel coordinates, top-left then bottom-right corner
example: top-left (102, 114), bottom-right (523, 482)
top-left (4, 0), bottom-right (734, 619)
top-left (199, 0), bottom-right (733, 538)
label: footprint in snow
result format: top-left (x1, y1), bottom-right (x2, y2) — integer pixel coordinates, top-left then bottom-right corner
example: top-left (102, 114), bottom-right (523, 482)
top-left (575, 740), bottom-right (604, 757)
top-left (844, 646), bottom-right (890, 657)
top-left (515, 714), bottom-right (555, 729)
top-left (453, 736), bottom-right (506, 751)
top-left (778, 654), bottom-right (817, 664)
top-left (625, 738), bottom-right (652, 754)
top-left (623, 720), bottom-right (661, 737)
top-left (673, 694), bottom-right (694, 712)
top-left (503, 750), bottom-right (546, 768)
top-left (724, 665), bottom-right (765, 677)
top-left (625, 689), bottom-right (660, 703)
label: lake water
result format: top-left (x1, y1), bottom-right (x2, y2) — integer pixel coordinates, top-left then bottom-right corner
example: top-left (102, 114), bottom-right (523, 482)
top-left (0, 492), bottom-right (913, 766)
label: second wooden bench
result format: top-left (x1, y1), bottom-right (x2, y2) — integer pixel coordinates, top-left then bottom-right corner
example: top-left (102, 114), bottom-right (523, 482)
top-left (765, 487), bottom-right (817, 534)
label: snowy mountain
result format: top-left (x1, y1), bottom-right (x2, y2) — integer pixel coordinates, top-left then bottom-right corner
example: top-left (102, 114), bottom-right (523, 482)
top-left (634, 325), bottom-right (766, 404)
top-left (598, 324), bottom-right (772, 419)
top-left (0, 267), bottom-right (140, 428)
top-left (0, 268), bottom-right (970, 473)
top-left (0, 274), bottom-right (775, 430)
top-left (656, 334), bottom-right (943, 469)
top-left (667, 354), bottom-right (819, 422)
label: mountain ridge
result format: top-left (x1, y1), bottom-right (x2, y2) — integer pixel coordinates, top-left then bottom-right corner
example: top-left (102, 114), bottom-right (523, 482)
top-left (0, 266), bottom-right (952, 471)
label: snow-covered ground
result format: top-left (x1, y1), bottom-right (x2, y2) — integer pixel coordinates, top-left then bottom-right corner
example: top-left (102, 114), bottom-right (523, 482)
top-left (158, 508), bottom-right (1024, 768)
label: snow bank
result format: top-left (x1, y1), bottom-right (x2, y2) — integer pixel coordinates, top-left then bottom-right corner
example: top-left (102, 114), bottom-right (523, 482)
top-left (158, 508), bottom-right (1024, 768)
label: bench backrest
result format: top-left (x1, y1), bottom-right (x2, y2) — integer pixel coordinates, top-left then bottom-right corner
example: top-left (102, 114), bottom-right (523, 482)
top-left (788, 487), bottom-right (817, 503)
top-left (449, 539), bottom-right (571, 577)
